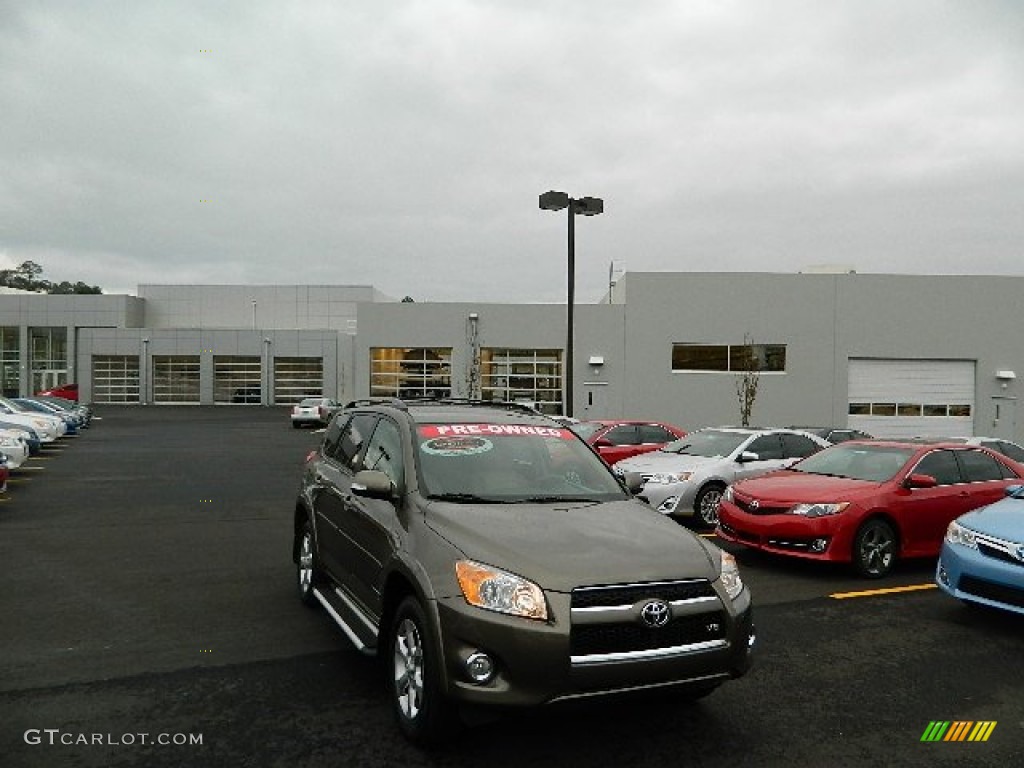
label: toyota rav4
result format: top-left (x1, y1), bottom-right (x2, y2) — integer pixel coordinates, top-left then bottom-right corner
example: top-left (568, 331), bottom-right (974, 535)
top-left (292, 399), bottom-right (755, 744)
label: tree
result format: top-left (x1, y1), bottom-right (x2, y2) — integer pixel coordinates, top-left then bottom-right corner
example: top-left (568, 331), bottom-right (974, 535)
top-left (734, 335), bottom-right (762, 427)
top-left (0, 260), bottom-right (102, 294)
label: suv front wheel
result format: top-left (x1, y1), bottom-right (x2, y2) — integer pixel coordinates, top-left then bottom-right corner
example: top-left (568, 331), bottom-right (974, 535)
top-left (390, 596), bottom-right (458, 745)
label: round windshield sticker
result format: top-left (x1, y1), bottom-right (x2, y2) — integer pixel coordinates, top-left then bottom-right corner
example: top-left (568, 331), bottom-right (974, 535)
top-left (421, 436), bottom-right (493, 457)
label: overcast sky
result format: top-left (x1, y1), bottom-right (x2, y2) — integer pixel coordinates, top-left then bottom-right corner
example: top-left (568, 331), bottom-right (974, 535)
top-left (1, 1), bottom-right (1022, 302)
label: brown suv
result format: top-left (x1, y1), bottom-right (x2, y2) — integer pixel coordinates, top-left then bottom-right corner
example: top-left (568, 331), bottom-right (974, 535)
top-left (292, 399), bottom-right (755, 744)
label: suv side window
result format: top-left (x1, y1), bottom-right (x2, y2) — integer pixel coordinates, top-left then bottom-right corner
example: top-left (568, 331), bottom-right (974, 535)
top-left (746, 434), bottom-right (783, 460)
top-left (604, 425), bottom-right (640, 446)
top-left (957, 449), bottom-right (1013, 482)
top-left (362, 417), bottom-right (405, 489)
top-left (327, 413), bottom-right (377, 471)
top-left (913, 450), bottom-right (963, 485)
top-left (782, 433), bottom-right (820, 459)
top-left (639, 424), bottom-right (674, 443)
top-left (322, 414), bottom-right (351, 458)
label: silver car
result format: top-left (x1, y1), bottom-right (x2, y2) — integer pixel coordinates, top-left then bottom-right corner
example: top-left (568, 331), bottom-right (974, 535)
top-left (614, 427), bottom-right (829, 528)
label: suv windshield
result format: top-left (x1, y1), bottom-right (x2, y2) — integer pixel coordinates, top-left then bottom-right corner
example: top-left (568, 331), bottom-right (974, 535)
top-left (416, 423), bottom-right (628, 503)
top-left (790, 444), bottom-right (914, 482)
top-left (660, 429), bottom-right (749, 458)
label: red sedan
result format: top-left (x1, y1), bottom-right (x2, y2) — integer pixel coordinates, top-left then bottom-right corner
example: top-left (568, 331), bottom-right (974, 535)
top-left (571, 420), bottom-right (687, 466)
top-left (716, 440), bottom-right (1024, 578)
top-left (36, 382), bottom-right (79, 402)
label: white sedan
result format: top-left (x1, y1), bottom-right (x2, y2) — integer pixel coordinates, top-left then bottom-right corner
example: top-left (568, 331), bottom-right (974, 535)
top-left (0, 428), bottom-right (30, 469)
top-left (290, 397), bottom-right (340, 429)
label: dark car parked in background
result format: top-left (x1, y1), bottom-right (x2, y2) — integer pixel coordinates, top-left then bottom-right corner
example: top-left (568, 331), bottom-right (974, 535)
top-left (790, 427), bottom-right (873, 445)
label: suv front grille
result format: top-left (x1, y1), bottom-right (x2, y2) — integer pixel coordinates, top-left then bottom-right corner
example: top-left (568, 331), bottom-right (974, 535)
top-left (571, 580), bottom-right (716, 609)
top-left (569, 579), bottom-right (726, 664)
top-left (571, 611), bottom-right (727, 656)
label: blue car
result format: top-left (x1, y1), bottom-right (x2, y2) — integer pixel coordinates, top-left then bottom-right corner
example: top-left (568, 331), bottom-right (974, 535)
top-left (937, 485), bottom-right (1024, 615)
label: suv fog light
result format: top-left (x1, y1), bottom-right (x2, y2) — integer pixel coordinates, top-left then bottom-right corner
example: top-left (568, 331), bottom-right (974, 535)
top-left (937, 564), bottom-right (949, 587)
top-left (656, 497), bottom-right (678, 514)
top-left (747, 626), bottom-right (757, 651)
top-left (810, 538), bottom-right (828, 553)
top-left (465, 652), bottom-right (495, 684)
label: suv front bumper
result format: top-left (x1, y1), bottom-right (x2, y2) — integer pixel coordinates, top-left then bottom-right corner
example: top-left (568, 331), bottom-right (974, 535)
top-left (434, 586), bottom-right (753, 708)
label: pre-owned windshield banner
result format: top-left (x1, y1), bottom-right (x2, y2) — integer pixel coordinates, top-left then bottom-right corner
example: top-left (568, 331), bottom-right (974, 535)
top-left (418, 424), bottom-right (573, 439)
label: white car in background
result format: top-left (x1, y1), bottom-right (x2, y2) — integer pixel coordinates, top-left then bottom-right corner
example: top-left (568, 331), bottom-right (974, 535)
top-left (0, 398), bottom-right (64, 442)
top-left (0, 428), bottom-right (30, 468)
top-left (290, 397), bottom-right (340, 429)
top-left (614, 427), bottom-right (830, 529)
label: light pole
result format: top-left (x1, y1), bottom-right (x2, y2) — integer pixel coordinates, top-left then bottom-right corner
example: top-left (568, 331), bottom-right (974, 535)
top-left (539, 190), bottom-right (604, 418)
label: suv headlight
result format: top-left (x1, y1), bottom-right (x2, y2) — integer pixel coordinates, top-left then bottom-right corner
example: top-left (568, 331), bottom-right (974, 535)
top-left (455, 560), bottom-right (548, 621)
top-left (722, 486), bottom-right (734, 503)
top-left (945, 520), bottom-right (978, 549)
top-left (788, 502), bottom-right (849, 518)
top-left (719, 551), bottom-right (744, 600)
top-left (649, 471), bottom-right (692, 484)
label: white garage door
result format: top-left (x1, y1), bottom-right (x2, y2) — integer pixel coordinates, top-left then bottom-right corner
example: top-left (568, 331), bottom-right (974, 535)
top-left (847, 359), bottom-right (975, 438)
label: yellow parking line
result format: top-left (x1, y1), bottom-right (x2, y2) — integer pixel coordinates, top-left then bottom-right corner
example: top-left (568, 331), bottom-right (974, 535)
top-left (830, 583), bottom-right (937, 600)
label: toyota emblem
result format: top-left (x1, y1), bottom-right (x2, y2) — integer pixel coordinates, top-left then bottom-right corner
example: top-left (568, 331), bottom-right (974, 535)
top-left (640, 600), bottom-right (671, 628)
top-left (749, 499), bottom-right (760, 511)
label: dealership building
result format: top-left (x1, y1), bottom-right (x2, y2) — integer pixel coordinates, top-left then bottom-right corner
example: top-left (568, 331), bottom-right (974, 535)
top-left (1, 272), bottom-right (1021, 442)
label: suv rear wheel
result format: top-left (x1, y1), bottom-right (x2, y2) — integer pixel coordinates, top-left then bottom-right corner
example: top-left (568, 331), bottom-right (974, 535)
top-left (296, 521), bottom-right (321, 606)
top-left (390, 596), bottom-right (458, 745)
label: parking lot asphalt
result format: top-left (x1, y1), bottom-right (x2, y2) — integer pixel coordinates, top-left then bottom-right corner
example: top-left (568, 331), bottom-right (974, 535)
top-left (2, 407), bottom-right (1022, 767)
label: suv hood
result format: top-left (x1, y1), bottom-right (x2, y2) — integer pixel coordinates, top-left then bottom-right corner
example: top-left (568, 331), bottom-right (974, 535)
top-left (734, 470), bottom-right (881, 501)
top-left (423, 499), bottom-right (718, 592)
top-left (616, 451), bottom-right (722, 474)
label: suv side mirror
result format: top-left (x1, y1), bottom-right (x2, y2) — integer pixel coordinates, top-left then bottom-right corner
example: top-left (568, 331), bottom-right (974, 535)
top-left (352, 470), bottom-right (396, 499)
top-left (737, 451), bottom-right (759, 464)
top-left (904, 473), bottom-right (938, 489)
top-left (594, 438), bottom-right (613, 448)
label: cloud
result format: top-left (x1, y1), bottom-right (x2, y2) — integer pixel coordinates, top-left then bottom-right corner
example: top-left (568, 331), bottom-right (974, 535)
top-left (1, 1), bottom-right (1021, 302)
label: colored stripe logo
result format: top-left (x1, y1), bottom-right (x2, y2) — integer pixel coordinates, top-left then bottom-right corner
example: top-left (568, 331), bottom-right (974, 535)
top-left (921, 721), bottom-right (997, 742)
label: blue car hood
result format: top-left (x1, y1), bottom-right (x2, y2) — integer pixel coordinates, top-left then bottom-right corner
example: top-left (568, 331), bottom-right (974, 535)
top-left (959, 497), bottom-right (1024, 539)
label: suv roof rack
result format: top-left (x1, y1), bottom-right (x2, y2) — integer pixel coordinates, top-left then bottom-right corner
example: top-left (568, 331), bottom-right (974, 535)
top-left (343, 398), bottom-right (409, 411)
top-left (400, 397), bottom-right (544, 415)
top-left (341, 396), bottom-right (547, 416)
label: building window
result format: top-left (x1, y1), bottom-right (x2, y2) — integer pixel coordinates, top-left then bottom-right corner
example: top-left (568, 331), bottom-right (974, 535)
top-left (215, 356), bottom-right (262, 404)
top-left (29, 327), bottom-right (68, 393)
top-left (671, 343), bottom-right (786, 373)
top-left (848, 402), bottom-right (972, 418)
top-left (152, 355), bottom-right (200, 403)
top-left (274, 357), bottom-right (324, 404)
top-left (480, 348), bottom-right (562, 414)
top-left (1, 327), bottom-right (19, 397)
top-left (370, 348), bottom-right (451, 399)
top-left (92, 355), bottom-right (140, 404)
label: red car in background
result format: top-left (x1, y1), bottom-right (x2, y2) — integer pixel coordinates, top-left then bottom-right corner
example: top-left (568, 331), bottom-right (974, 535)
top-left (571, 420), bottom-right (687, 465)
top-left (36, 383), bottom-right (79, 402)
top-left (716, 440), bottom-right (1024, 578)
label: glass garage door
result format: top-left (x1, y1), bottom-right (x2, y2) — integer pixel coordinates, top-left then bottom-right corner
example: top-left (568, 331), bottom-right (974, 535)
top-left (214, 356), bottom-right (262, 404)
top-left (152, 355), bottom-right (201, 404)
top-left (92, 355), bottom-right (141, 404)
top-left (274, 357), bottom-right (323, 405)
